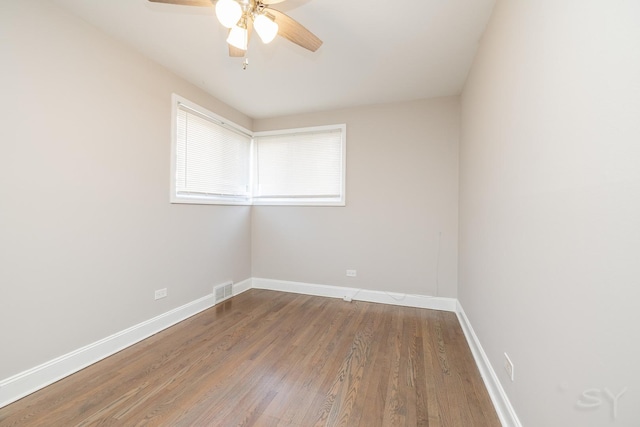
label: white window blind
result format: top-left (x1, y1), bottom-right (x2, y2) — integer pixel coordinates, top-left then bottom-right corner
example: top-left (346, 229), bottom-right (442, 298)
top-left (254, 125), bottom-right (345, 204)
top-left (175, 102), bottom-right (251, 202)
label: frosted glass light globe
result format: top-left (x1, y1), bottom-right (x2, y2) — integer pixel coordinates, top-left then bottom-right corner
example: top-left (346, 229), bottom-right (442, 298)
top-left (216, 0), bottom-right (242, 29)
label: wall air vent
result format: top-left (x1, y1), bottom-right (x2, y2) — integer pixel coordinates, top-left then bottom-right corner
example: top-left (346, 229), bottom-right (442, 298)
top-left (214, 281), bottom-right (233, 304)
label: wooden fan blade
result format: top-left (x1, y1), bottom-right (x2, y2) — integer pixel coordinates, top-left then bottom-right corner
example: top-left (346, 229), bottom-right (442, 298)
top-left (148, 0), bottom-right (213, 6)
top-left (229, 44), bottom-right (245, 57)
top-left (268, 8), bottom-right (322, 52)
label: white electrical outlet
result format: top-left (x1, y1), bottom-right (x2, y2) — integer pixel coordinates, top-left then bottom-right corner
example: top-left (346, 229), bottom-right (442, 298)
top-left (504, 352), bottom-right (514, 381)
top-left (346, 269), bottom-right (357, 277)
top-left (154, 288), bottom-right (167, 300)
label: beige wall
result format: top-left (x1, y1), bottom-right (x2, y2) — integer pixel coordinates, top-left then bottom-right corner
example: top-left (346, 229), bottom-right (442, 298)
top-left (460, 1), bottom-right (640, 425)
top-left (252, 98), bottom-right (460, 297)
top-left (0, 1), bottom-right (252, 379)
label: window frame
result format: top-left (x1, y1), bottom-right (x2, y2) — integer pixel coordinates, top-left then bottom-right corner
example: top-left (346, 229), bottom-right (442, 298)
top-left (170, 94), bottom-right (253, 206)
top-left (170, 94), bottom-right (347, 207)
top-left (252, 124), bottom-right (347, 207)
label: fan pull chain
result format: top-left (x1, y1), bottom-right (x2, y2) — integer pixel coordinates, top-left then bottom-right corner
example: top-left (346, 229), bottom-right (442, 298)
top-left (242, 58), bottom-right (249, 70)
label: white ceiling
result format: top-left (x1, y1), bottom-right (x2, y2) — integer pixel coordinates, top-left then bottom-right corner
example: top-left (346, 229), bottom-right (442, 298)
top-left (51, 0), bottom-right (495, 119)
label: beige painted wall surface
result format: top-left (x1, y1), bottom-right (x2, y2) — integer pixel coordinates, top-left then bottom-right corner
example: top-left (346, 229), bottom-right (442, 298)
top-left (252, 98), bottom-right (459, 297)
top-left (460, 1), bottom-right (640, 426)
top-left (0, 1), bottom-right (251, 379)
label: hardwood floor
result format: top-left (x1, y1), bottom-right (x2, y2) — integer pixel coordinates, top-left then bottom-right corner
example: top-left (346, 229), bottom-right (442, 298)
top-left (0, 290), bottom-right (500, 426)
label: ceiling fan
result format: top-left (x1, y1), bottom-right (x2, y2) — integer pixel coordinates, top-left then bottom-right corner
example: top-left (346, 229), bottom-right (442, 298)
top-left (148, 0), bottom-right (322, 58)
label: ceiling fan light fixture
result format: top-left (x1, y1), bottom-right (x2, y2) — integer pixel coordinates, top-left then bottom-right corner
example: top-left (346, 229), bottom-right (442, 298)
top-left (253, 13), bottom-right (278, 44)
top-left (146, 0), bottom-right (322, 57)
top-left (227, 23), bottom-right (248, 51)
top-left (215, 0), bottom-right (242, 29)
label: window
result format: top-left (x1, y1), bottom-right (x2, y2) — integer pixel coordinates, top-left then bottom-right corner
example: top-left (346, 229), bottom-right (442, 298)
top-left (253, 125), bottom-right (346, 206)
top-left (170, 95), bottom-right (346, 206)
top-left (171, 95), bottom-right (252, 205)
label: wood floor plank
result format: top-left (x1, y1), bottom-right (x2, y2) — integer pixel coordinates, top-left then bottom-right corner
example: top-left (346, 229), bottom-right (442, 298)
top-left (316, 306), bottom-right (376, 427)
top-left (419, 310), bottom-right (444, 427)
top-left (356, 305), bottom-right (394, 427)
top-left (0, 290), bottom-right (501, 427)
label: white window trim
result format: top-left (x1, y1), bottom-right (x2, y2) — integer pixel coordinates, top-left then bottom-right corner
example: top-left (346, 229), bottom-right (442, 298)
top-left (170, 94), bottom-right (346, 207)
top-left (252, 124), bottom-right (347, 207)
top-left (170, 94), bottom-right (253, 206)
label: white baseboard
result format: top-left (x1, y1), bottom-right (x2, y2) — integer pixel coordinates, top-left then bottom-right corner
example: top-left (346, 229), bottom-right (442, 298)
top-left (251, 277), bottom-right (457, 312)
top-left (456, 301), bottom-right (522, 427)
top-left (233, 277), bottom-right (252, 295)
top-left (0, 278), bottom-right (252, 409)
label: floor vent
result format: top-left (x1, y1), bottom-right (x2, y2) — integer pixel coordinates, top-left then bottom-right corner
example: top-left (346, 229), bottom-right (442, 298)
top-left (214, 281), bottom-right (233, 304)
